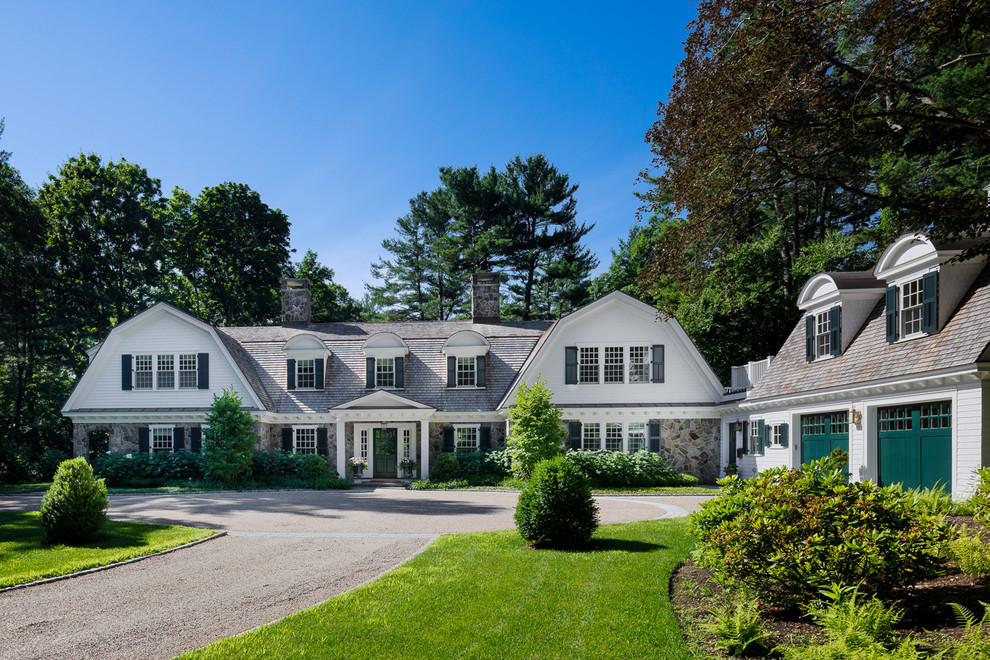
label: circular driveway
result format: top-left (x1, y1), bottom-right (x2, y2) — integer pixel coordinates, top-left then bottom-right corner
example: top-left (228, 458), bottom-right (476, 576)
top-left (0, 489), bottom-right (713, 660)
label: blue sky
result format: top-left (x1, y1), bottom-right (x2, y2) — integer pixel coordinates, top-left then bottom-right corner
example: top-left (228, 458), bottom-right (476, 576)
top-left (1, 1), bottom-right (697, 297)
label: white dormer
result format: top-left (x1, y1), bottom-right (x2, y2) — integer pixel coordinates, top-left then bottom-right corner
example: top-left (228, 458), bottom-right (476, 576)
top-left (282, 334), bottom-right (329, 391)
top-left (362, 333), bottom-right (409, 389)
top-left (797, 272), bottom-right (886, 361)
top-left (442, 330), bottom-right (490, 389)
top-left (875, 232), bottom-right (987, 341)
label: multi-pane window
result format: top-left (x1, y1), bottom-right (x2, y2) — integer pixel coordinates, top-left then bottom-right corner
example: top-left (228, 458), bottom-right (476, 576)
top-left (605, 423), bottom-right (623, 451)
top-left (879, 407), bottom-right (912, 432)
top-left (360, 428), bottom-right (369, 460)
top-left (629, 346), bottom-right (650, 383)
top-left (582, 423), bottom-right (601, 450)
top-left (294, 427), bottom-right (316, 454)
top-left (751, 422), bottom-right (761, 452)
top-left (920, 402), bottom-right (951, 430)
top-left (179, 354), bottom-right (198, 389)
top-left (901, 278), bottom-right (924, 336)
top-left (151, 427), bottom-right (172, 454)
top-left (296, 359), bottom-right (316, 389)
top-left (832, 412), bottom-right (849, 435)
top-left (455, 426), bottom-right (479, 452)
top-left (157, 354), bottom-right (175, 389)
top-left (628, 423), bottom-right (646, 452)
top-left (604, 347), bottom-right (624, 383)
top-left (815, 311), bottom-right (831, 358)
top-left (134, 355), bottom-right (153, 390)
top-left (456, 357), bottom-right (476, 387)
top-left (376, 358), bottom-right (395, 388)
top-left (578, 347), bottom-right (599, 383)
top-left (771, 425), bottom-right (782, 446)
top-left (402, 429), bottom-right (411, 460)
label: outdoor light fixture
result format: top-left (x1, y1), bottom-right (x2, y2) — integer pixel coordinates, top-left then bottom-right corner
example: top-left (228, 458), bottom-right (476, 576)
top-left (851, 409), bottom-right (862, 425)
top-left (735, 421), bottom-right (743, 433)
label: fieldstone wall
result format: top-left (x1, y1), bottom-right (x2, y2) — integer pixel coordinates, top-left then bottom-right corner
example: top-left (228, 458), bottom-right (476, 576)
top-left (471, 273), bottom-right (500, 322)
top-left (258, 423), bottom-right (337, 461)
top-left (660, 418), bottom-right (720, 484)
top-left (281, 279), bottom-right (312, 325)
top-left (426, 421), bottom-right (507, 470)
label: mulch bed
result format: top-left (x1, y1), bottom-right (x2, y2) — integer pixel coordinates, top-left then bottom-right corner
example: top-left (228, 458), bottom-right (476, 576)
top-left (670, 517), bottom-right (990, 658)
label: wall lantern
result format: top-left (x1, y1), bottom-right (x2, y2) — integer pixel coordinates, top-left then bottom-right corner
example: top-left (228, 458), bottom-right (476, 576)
top-left (851, 409), bottom-right (862, 425)
top-left (735, 421), bottom-right (743, 433)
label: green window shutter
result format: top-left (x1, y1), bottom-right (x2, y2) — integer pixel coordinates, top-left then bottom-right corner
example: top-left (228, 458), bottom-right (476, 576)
top-left (443, 427), bottom-right (455, 452)
top-left (565, 347), bottom-right (578, 384)
top-left (138, 428), bottom-right (150, 454)
top-left (282, 428), bottom-right (293, 452)
top-left (829, 306), bottom-right (841, 356)
top-left (447, 356), bottom-right (457, 387)
top-left (648, 422), bottom-right (661, 452)
top-left (395, 356), bottom-right (404, 388)
top-left (197, 353), bottom-right (209, 389)
top-left (568, 422), bottom-right (581, 450)
top-left (479, 426), bottom-right (491, 450)
top-left (885, 286), bottom-right (899, 342)
top-left (476, 355), bottom-right (486, 387)
top-left (286, 359), bottom-right (296, 390)
top-left (172, 427), bottom-right (184, 453)
top-left (122, 354), bottom-right (133, 390)
top-left (190, 427), bottom-right (202, 453)
top-left (728, 424), bottom-right (737, 465)
top-left (922, 271), bottom-right (938, 334)
top-left (317, 428), bottom-right (328, 455)
top-left (742, 421), bottom-right (749, 452)
top-left (779, 422), bottom-right (789, 448)
top-left (651, 345), bottom-right (665, 383)
top-left (757, 420), bottom-right (766, 453)
top-left (366, 357), bottom-right (375, 388)
top-left (314, 358), bottom-right (325, 390)
top-left (805, 315), bottom-right (815, 362)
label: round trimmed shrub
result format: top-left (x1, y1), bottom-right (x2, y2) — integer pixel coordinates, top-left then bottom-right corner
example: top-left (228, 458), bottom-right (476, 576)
top-left (298, 453), bottom-right (331, 482)
top-left (431, 452), bottom-right (462, 483)
top-left (514, 456), bottom-right (599, 548)
top-left (40, 457), bottom-right (109, 544)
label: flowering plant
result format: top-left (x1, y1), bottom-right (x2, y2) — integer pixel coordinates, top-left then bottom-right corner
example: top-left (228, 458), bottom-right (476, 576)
top-left (348, 456), bottom-right (368, 472)
top-left (399, 458), bottom-right (419, 470)
top-left (723, 462), bottom-right (738, 476)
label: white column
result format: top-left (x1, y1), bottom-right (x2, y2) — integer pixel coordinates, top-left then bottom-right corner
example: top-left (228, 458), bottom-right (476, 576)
top-left (420, 418), bottom-right (431, 480)
top-left (336, 418), bottom-right (346, 477)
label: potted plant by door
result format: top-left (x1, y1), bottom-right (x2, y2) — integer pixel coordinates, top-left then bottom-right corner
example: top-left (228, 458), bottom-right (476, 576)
top-left (399, 458), bottom-right (419, 479)
top-left (348, 456), bottom-right (368, 478)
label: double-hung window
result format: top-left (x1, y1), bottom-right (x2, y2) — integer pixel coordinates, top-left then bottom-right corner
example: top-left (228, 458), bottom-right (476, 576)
top-left (805, 307), bottom-right (840, 362)
top-left (750, 422), bottom-right (760, 453)
top-left (627, 423), bottom-right (646, 452)
top-left (455, 426), bottom-right (479, 452)
top-left (151, 427), bottom-right (172, 454)
top-left (629, 346), bottom-right (650, 383)
top-left (293, 427), bottom-right (317, 454)
top-left (179, 354), bottom-right (198, 389)
top-left (901, 278), bottom-right (923, 337)
top-left (815, 312), bottom-right (831, 357)
top-left (296, 359), bottom-right (316, 389)
top-left (456, 357), bottom-right (476, 387)
top-left (157, 354), bottom-right (175, 389)
top-left (578, 347), bottom-right (599, 383)
top-left (376, 358), bottom-right (395, 388)
top-left (605, 423), bottom-right (623, 451)
top-left (604, 347), bottom-right (624, 383)
top-left (581, 423), bottom-right (601, 450)
top-left (134, 355), bottom-right (153, 390)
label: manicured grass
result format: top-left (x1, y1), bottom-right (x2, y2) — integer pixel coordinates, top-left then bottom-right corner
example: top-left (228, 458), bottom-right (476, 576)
top-left (0, 482), bottom-right (51, 494)
top-left (182, 519), bottom-right (697, 660)
top-left (592, 486), bottom-right (717, 495)
top-left (0, 511), bottom-right (216, 588)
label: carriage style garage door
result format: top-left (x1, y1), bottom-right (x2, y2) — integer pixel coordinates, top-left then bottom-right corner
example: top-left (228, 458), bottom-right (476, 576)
top-left (800, 412), bottom-right (849, 466)
top-left (878, 402), bottom-right (952, 493)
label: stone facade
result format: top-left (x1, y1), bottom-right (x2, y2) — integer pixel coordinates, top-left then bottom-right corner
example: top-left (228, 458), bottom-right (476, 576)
top-left (281, 278), bottom-right (312, 325)
top-left (471, 272), bottom-right (500, 323)
top-left (660, 418), bottom-right (720, 484)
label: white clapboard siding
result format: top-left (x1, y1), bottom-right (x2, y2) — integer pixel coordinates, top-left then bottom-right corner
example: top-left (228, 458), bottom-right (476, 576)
top-left (954, 382), bottom-right (984, 498)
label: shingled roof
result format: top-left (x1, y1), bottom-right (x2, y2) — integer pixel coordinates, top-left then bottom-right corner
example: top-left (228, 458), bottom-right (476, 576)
top-left (218, 320), bottom-right (552, 413)
top-left (748, 264), bottom-right (990, 401)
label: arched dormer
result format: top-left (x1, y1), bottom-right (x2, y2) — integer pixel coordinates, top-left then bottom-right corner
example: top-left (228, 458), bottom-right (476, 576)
top-left (797, 272), bottom-right (884, 363)
top-left (362, 333), bottom-right (408, 390)
top-left (442, 330), bottom-right (490, 389)
top-left (282, 333), bottom-right (329, 392)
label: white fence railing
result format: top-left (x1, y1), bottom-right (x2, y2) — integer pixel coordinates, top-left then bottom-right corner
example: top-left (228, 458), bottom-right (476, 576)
top-left (729, 356), bottom-right (774, 390)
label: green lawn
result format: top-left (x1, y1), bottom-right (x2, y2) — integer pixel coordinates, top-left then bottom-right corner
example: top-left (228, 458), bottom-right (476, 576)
top-left (182, 518), bottom-right (696, 660)
top-left (0, 511), bottom-right (216, 588)
top-left (0, 482), bottom-right (51, 494)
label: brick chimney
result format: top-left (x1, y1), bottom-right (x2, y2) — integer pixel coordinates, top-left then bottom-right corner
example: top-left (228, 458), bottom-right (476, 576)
top-left (471, 272), bottom-right (500, 324)
top-left (281, 278), bottom-right (311, 326)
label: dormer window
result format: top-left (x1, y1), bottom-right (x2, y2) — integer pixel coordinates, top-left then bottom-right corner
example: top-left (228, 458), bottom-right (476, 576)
top-left (283, 334), bottom-right (328, 391)
top-left (363, 332), bottom-right (408, 389)
top-left (376, 357), bottom-right (396, 388)
top-left (804, 306), bottom-right (840, 362)
top-left (885, 271), bottom-right (937, 342)
top-left (296, 359), bottom-right (316, 389)
top-left (901, 278), bottom-right (924, 337)
top-left (816, 311), bottom-right (832, 357)
top-left (443, 330), bottom-right (489, 389)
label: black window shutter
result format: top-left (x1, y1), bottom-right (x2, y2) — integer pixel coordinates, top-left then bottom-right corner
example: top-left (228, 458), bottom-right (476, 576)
top-left (190, 427), bottom-right (202, 453)
top-left (757, 420), bottom-right (766, 453)
top-left (564, 346), bottom-right (578, 384)
top-left (479, 426), bottom-right (491, 450)
top-left (476, 355), bottom-right (486, 387)
top-left (443, 426), bottom-right (455, 452)
top-left (651, 345), bottom-right (665, 383)
top-left (395, 356), bottom-right (404, 388)
top-left (648, 422), bottom-right (661, 452)
top-left (317, 427), bottom-right (328, 455)
top-left (779, 422), bottom-right (789, 448)
top-left (829, 306), bottom-right (841, 356)
top-left (173, 427), bottom-right (184, 453)
top-left (742, 421), bottom-right (749, 452)
top-left (885, 286), bottom-right (899, 342)
top-left (922, 271), bottom-right (938, 334)
top-left (138, 427), bottom-right (150, 453)
top-left (366, 357), bottom-right (375, 388)
top-left (122, 354), bottom-right (133, 390)
top-left (728, 424), bottom-right (737, 465)
top-left (805, 315), bottom-right (815, 362)
top-left (197, 353), bottom-right (209, 389)
top-left (287, 359), bottom-right (296, 390)
top-left (282, 428), bottom-right (293, 452)
top-left (315, 358), bottom-right (325, 390)
top-left (447, 356), bottom-right (457, 387)
top-left (567, 422), bottom-right (581, 450)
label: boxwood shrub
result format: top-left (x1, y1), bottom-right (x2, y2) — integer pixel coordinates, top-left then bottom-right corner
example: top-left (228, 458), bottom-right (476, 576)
top-left (515, 456), bottom-right (599, 549)
top-left (691, 457), bottom-right (956, 608)
top-left (972, 467), bottom-right (990, 524)
top-left (40, 457), bottom-right (108, 544)
top-left (563, 449), bottom-right (681, 487)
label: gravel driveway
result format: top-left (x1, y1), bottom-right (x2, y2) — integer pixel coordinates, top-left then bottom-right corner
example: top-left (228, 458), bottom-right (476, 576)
top-left (0, 489), bottom-right (712, 659)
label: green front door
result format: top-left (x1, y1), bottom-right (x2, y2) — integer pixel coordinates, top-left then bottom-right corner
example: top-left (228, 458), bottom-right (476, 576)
top-left (800, 412), bottom-right (849, 466)
top-left (878, 402), bottom-right (951, 493)
top-left (373, 428), bottom-right (398, 478)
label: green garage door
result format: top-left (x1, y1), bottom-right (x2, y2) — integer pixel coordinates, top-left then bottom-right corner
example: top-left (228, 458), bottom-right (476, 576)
top-left (801, 412), bottom-right (849, 466)
top-left (878, 402), bottom-right (951, 493)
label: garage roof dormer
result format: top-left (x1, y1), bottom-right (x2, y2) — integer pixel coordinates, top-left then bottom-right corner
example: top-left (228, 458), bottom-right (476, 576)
top-left (797, 272), bottom-right (885, 363)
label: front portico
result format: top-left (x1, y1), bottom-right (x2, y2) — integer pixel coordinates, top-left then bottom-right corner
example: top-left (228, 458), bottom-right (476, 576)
top-left (332, 390), bottom-right (436, 479)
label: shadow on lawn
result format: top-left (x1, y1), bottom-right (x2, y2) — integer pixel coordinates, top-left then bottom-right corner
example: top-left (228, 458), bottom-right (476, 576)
top-left (0, 510), bottom-right (174, 553)
top-left (588, 538), bottom-right (667, 553)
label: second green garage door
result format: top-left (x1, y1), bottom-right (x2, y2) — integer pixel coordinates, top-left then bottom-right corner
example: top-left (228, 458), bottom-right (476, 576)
top-left (801, 412), bottom-right (849, 466)
top-left (878, 402), bottom-right (952, 493)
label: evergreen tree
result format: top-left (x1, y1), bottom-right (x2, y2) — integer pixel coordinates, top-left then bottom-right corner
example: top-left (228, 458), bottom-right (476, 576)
top-left (287, 250), bottom-right (361, 322)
